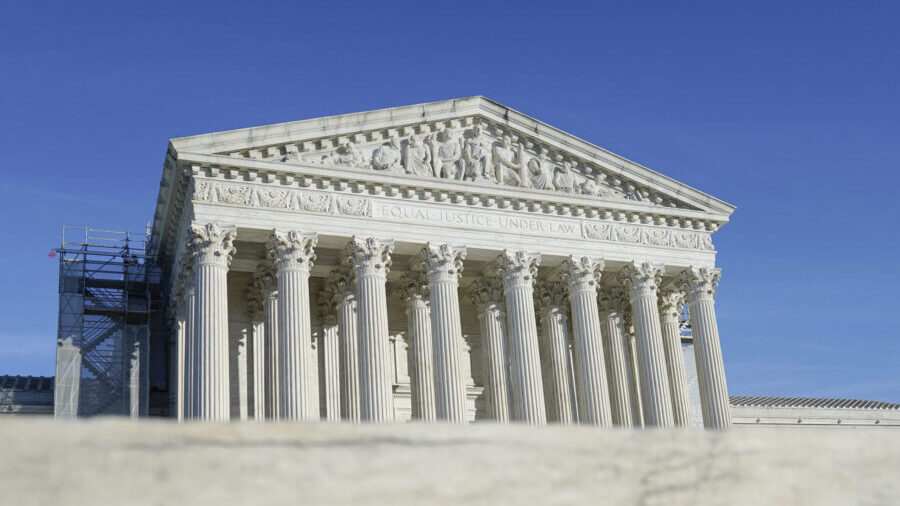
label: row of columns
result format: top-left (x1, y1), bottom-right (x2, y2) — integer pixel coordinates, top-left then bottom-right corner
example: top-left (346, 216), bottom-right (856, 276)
top-left (170, 223), bottom-right (731, 429)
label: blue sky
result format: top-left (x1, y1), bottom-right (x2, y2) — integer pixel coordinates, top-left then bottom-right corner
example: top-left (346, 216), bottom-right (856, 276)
top-left (1, 1), bottom-right (897, 401)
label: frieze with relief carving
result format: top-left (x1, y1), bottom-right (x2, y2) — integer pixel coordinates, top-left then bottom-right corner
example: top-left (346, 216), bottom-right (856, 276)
top-left (192, 179), bottom-right (714, 252)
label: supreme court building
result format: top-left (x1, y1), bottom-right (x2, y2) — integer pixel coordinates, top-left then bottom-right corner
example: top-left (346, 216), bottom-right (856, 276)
top-left (153, 97), bottom-right (735, 429)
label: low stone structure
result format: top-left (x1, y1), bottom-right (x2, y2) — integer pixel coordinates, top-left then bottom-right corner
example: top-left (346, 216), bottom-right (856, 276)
top-left (1, 420), bottom-right (897, 505)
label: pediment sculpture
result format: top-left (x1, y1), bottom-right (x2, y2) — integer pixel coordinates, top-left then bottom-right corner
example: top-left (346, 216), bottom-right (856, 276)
top-left (276, 123), bottom-right (685, 206)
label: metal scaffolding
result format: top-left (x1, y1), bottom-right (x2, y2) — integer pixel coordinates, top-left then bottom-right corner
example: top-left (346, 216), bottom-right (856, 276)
top-left (54, 226), bottom-right (162, 418)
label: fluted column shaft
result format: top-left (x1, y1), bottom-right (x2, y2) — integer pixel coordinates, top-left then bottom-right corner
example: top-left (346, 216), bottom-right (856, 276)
top-left (681, 267), bottom-right (731, 429)
top-left (538, 304), bottom-right (576, 424)
top-left (335, 292), bottom-right (361, 421)
top-left (420, 244), bottom-right (468, 423)
top-left (271, 230), bottom-right (318, 421)
top-left (182, 285), bottom-right (196, 419)
top-left (598, 287), bottom-right (634, 427)
top-left (396, 273), bottom-right (437, 421)
top-left (659, 290), bottom-right (693, 427)
top-left (250, 320), bottom-right (265, 421)
top-left (174, 314), bottom-right (185, 421)
top-left (319, 318), bottom-right (341, 421)
top-left (263, 289), bottom-right (279, 419)
top-left (620, 262), bottom-right (674, 427)
top-left (349, 237), bottom-right (395, 422)
top-left (495, 251), bottom-right (546, 425)
top-left (561, 257), bottom-right (612, 427)
top-left (189, 223), bottom-right (236, 421)
top-left (625, 320), bottom-right (644, 427)
top-left (468, 278), bottom-right (511, 423)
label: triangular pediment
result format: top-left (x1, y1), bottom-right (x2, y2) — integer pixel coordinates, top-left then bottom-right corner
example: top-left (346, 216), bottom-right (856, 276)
top-left (169, 96), bottom-right (735, 217)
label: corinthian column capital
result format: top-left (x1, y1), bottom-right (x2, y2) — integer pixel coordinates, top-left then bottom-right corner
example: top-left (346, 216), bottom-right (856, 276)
top-left (247, 288), bottom-right (264, 322)
top-left (533, 279), bottom-right (568, 318)
top-left (393, 271), bottom-right (430, 307)
top-left (269, 230), bottom-right (318, 272)
top-left (347, 237), bottom-right (394, 277)
top-left (324, 266), bottom-right (352, 299)
top-left (466, 277), bottom-right (505, 314)
top-left (189, 222), bottom-right (236, 268)
top-left (657, 289), bottom-right (686, 323)
top-left (418, 243), bottom-right (466, 282)
top-left (559, 256), bottom-right (604, 293)
top-left (618, 261), bottom-right (664, 299)
top-left (494, 250), bottom-right (541, 288)
top-left (318, 298), bottom-right (338, 326)
top-left (253, 262), bottom-right (277, 294)
top-left (679, 266), bottom-right (722, 301)
top-left (598, 285), bottom-right (627, 314)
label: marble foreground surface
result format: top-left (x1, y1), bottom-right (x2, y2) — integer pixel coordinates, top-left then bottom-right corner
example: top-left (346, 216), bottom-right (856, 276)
top-left (2, 420), bottom-right (897, 506)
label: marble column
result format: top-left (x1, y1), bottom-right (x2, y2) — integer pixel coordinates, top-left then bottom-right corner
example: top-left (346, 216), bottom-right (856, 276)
top-left (494, 250), bottom-right (546, 425)
top-left (624, 313), bottom-right (645, 427)
top-left (188, 222), bottom-right (236, 421)
top-left (419, 243), bottom-right (468, 423)
top-left (246, 288), bottom-right (266, 422)
top-left (328, 268), bottom-right (361, 422)
top-left (318, 302), bottom-right (342, 422)
top-left (249, 319), bottom-right (265, 421)
top-left (467, 277), bottom-right (511, 423)
top-left (619, 262), bottom-right (674, 428)
top-left (534, 279), bottom-right (576, 424)
top-left (658, 289), bottom-right (693, 427)
top-left (172, 274), bottom-right (187, 422)
top-left (680, 267), bottom-right (731, 429)
top-left (254, 265), bottom-right (280, 420)
top-left (597, 286), bottom-right (634, 427)
top-left (395, 272), bottom-right (437, 422)
top-left (269, 229), bottom-right (319, 421)
top-left (182, 275), bottom-right (196, 420)
top-left (307, 335), bottom-right (320, 420)
top-left (348, 237), bottom-right (395, 422)
top-left (560, 256), bottom-right (612, 427)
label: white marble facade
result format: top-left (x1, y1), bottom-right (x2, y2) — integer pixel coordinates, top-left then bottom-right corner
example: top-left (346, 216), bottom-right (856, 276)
top-left (155, 97), bottom-right (735, 428)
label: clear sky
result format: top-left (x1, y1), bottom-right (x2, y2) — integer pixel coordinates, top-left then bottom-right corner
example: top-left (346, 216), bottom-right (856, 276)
top-left (1, 1), bottom-right (897, 401)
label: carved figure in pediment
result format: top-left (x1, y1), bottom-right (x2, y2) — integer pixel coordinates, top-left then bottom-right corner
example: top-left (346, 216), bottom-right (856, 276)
top-left (526, 146), bottom-right (555, 191)
top-left (325, 140), bottom-right (365, 168)
top-left (402, 134), bottom-right (434, 178)
top-left (623, 182), bottom-right (644, 202)
top-left (429, 128), bottom-right (463, 179)
top-left (492, 135), bottom-right (523, 186)
top-left (554, 161), bottom-right (576, 193)
top-left (372, 135), bottom-right (403, 172)
top-left (462, 125), bottom-right (493, 182)
top-left (581, 172), bottom-right (611, 197)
